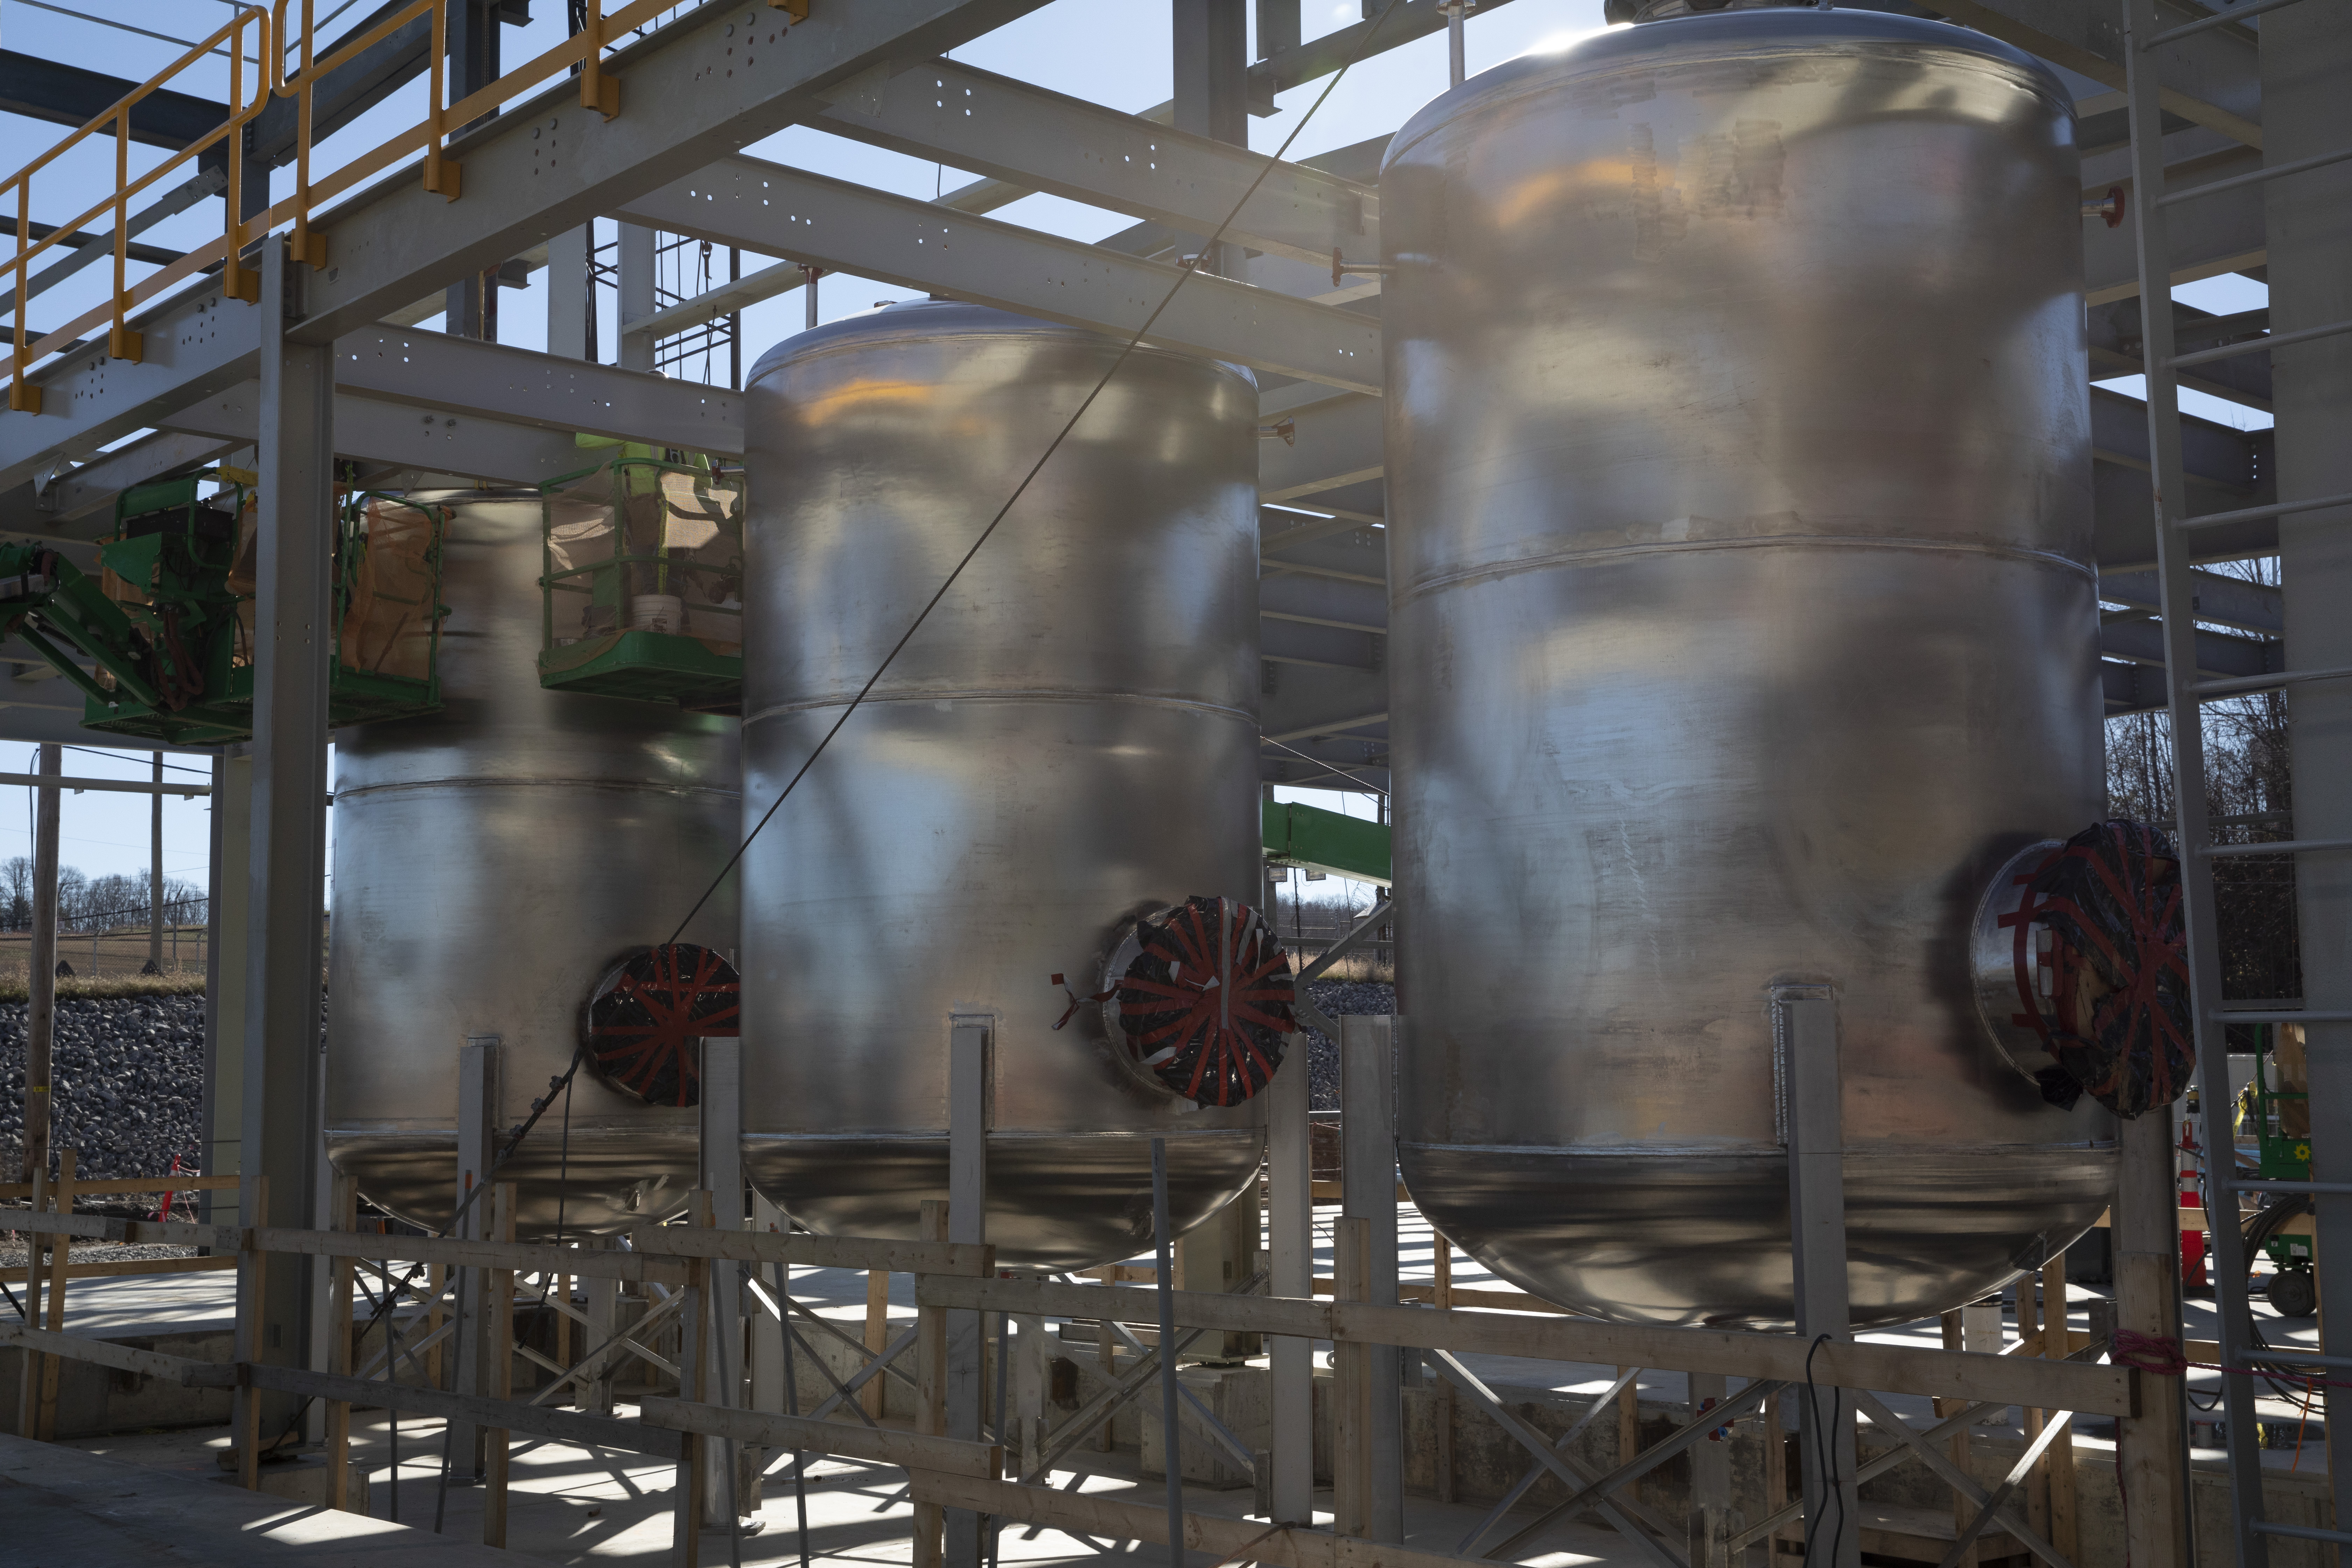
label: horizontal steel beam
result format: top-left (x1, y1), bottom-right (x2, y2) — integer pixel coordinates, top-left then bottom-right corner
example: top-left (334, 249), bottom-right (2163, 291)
top-left (810, 58), bottom-right (1373, 268)
top-left (1927, 0), bottom-right (2262, 148)
top-left (2099, 567), bottom-right (2280, 636)
top-left (291, 0), bottom-right (1049, 344)
top-left (617, 156), bottom-right (1382, 394)
top-left (2099, 614), bottom-right (2279, 681)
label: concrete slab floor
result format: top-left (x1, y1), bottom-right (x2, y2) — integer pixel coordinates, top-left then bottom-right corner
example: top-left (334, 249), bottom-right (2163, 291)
top-left (0, 1430), bottom-right (530, 1566)
top-left (64, 1415), bottom-right (1645, 1568)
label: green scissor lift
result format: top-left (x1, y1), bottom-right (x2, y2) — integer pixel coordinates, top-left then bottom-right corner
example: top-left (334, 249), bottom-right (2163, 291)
top-left (0, 475), bottom-right (445, 744)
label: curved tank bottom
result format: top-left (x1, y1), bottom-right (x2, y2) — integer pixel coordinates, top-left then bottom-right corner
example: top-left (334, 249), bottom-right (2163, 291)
top-left (1402, 1143), bottom-right (2113, 1330)
top-left (327, 1125), bottom-right (700, 1237)
top-left (746, 1130), bottom-right (1266, 1273)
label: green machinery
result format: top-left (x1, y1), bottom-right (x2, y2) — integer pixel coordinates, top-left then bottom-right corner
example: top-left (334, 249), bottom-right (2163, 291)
top-left (538, 443), bottom-right (744, 710)
top-left (2238, 1022), bottom-right (2317, 1310)
top-left (0, 474), bottom-right (446, 744)
top-left (1262, 797), bottom-right (1392, 887)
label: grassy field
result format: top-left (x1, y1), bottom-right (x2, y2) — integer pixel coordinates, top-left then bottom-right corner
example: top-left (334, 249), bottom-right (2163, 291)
top-left (0, 925), bottom-right (208, 997)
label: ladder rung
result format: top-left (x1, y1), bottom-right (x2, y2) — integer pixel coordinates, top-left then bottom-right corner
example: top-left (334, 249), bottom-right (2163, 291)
top-left (2160, 140), bottom-right (2352, 208)
top-left (2203, 837), bottom-right (2352, 859)
top-left (2147, 0), bottom-right (2306, 46)
top-left (2176, 488), bottom-right (2352, 532)
top-left (2170, 316), bottom-right (2352, 369)
top-left (2190, 664), bottom-right (2352, 698)
top-left (2208, 1011), bottom-right (2352, 1024)
top-left (2226, 1179), bottom-right (2352, 1194)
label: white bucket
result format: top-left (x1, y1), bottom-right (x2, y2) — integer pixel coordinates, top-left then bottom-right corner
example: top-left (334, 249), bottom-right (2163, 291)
top-left (630, 594), bottom-right (685, 635)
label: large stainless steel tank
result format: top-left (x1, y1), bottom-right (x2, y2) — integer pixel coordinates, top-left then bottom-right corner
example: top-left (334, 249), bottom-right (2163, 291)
top-left (739, 301), bottom-right (1266, 1271)
top-left (1384, 5), bottom-right (2114, 1328)
top-left (327, 489), bottom-right (740, 1237)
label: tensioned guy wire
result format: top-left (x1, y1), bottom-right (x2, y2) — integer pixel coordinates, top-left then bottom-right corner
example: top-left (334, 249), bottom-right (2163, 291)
top-left (662, 0), bottom-right (1417, 947)
top-left (444, 0), bottom-right (1421, 1234)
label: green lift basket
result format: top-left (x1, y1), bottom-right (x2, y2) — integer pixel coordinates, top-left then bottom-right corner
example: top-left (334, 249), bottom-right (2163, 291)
top-left (0, 475), bottom-right (446, 745)
top-left (1262, 797), bottom-right (1392, 887)
top-left (2241, 1022), bottom-right (2316, 1281)
top-left (538, 445), bottom-right (744, 710)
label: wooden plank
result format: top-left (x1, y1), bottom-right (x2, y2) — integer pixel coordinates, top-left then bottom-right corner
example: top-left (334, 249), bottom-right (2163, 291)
top-left (2043, 1257), bottom-right (2079, 1563)
top-left (0, 1173), bottom-right (239, 1198)
top-left (484, 1183), bottom-right (514, 1549)
top-left (243, 1364), bottom-right (684, 1458)
top-left (907, 1470), bottom-right (1494, 1568)
top-left (255, 1227), bottom-right (691, 1286)
top-left (638, 1396), bottom-right (1003, 1478)
top-left (15, 1163), bottom-right (51, 1439)
top-left (0, 1254), bottom-right (238, 1283)
top-left (36, 1153), bottom-right (76, 1440)
top-left (864, 1269), bottom-right (889, 1420)
top-left (0, 1322), bottom-right (238, 1387)
top-left (913, 1200), bottom-right (947, 1568)
top-left (1331, 1216), bottom-right (1370, 1538)
top-left (629, 1225), bottom-right (996, 1278)
top-left (234, 1176), bottom-right (269, 1491)
top-left (912, 1277), bottom-right (2139, 1416)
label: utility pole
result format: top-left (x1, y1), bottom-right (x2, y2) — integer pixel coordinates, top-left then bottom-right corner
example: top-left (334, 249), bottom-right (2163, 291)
top-left (147, 751), bottom-right (164, 974)
top-left (22, 744), bottom-right (59, 1183)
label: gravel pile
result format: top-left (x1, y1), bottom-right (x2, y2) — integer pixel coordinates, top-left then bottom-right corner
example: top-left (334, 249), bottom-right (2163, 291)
top-left (1301, 979), bottom-right (1395, 1111)
top-left (0, 996), bottom-right (207, 1181)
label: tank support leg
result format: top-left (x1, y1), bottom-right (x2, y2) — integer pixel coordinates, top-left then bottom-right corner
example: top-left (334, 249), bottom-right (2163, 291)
top-left (1266, 1032), bottom-right (1314, 1525)
top-left (1337, 1015), bottom-right (1402, 1543)
top-left (1777, 984), bottom-right (1860, 1568)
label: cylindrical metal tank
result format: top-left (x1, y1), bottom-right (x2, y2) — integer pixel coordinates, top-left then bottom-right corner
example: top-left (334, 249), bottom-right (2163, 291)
top-left (327, 489), bottom-right (740, 1237)
top-left (739, 301), bottom-right (1266, 1272)
top-left (1382, 5), bottom-right (2113, 1328)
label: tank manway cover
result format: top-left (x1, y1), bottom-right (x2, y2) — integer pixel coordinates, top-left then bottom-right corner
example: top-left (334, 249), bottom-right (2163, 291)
top-left (2021, 821), bottom-right (2193, 1119)
top-left (1111, 896), bottom-right (1296, 1108)
top-left (585, 944), bottom-right (742, 1108)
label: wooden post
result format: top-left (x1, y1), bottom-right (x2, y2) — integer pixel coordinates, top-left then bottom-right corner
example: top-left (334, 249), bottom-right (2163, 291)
top-left (2115, 1108), bottom-right (2188, 1568)
top-left (326, 1172), bottom-right (357, 1512)
top-left (1433, 1234), bottom-right (1455, 1504)
top-left (669, 1189), bottom-right (710, 1568)
top-left (33, 1149), bottom-right (75, 1441)
top-left (483, 1182), bottom-right (516, 1547)
top-left (2041, 1255), bottom-right (2078, 1562)
top-left (1764, 1391), bottom-right (1790, 1553)
top-left (914, 1199), bottom-right (948, 1568)
top-left (2016, 1273), bottom-right (2047, 1540)
top-left (1617, 1365), bottom-right (1640, 1471)
top-left (14, 1160), bottom-right (49, 1438)
top-left (234, 1173), bottom-right (271, 1490)
top-left (1331, 1214), bottom-right (1372, 1537)
top-left (20, 744), bottom-right (58, 1188)
top-left (1938, 1309), bottom-right (1976, 1568)
top-left (865, 1267), bottom-right (889, 1419)
top-left (1096, 1313), bottom-right (1117, 1451)
top-left (556, 1271), bottom-right (572, 1375)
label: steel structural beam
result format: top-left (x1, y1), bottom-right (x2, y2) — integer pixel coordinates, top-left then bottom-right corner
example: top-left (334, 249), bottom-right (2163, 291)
top-left (0, 431), bottom-right (238, 544)
top-left (616, 156), bottom-right (1383, 394)
top-left (160, 386), bottom-right (585, 488)
top-left (808, 58), bottom-right (1373, 268)
top-left (291, 0), bottom-right (1047, 344)
top-left (1247, 0), bottom-right (1521, 99)
top-left (2085, 137), bottom-right (2269, 302)
top-left (1927, 0), bottom-right (2263, 148)
top-left (2099, 615), bottom-right (2279, 681)
top-left (2098, 567), bottom-right (2281, 636)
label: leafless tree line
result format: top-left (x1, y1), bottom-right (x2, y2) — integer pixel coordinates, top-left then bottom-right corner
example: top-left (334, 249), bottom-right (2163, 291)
top-left (0, 857), bottom-right (208, 936)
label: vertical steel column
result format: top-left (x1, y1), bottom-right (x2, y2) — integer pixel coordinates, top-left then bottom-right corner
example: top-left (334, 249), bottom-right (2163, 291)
top-left (2262, 1), bottom-right (2352, 1543)
top-left (245, 237), bottom-right (334, 1437)
top-left (1266, 1032), bottom-right (1312, 1524)
top-left (442, 0), bottom-right (503, 340)
top-left (19, 743), bottom-right (57, 1185)
top-left (547, 227), bottom-right (591, 360)
top-left (619, 223), bottom-right (657, 371)
top-left (1255, 0), bottom-right (1301, 59)
top-left (1338, 1015), bottom-right (1400, 1542)
top-left (2118, 4), bottom-right (2270, 1557)
top-left (199, 749), bottom-right (239, 1226)
top-left (700, 1036), bottom-right (747, 1527)
top-left (1172, 0), bottom-right (1247, 279)
top-left (1777, 984), bottom-right (1858, 1568)
top-left (944, 1018), bottom-right (990, 1568)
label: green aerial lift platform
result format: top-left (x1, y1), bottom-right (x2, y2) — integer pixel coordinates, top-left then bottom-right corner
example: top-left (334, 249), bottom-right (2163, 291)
top-left (1262, 797), bottom-right (1392, 887)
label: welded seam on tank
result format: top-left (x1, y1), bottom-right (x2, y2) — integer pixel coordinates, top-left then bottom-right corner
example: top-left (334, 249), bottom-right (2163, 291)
top-left (1399, 1138), bottom-right (2121, 1156)
top-left (331, 775), bottom-right (741, 803)
top-left (1394, 533), bottom-right (2095, 605)
top-left (740, 688), bottom-right (1258, 728)
top-left (1384, 41), bottom-right (2068, 164)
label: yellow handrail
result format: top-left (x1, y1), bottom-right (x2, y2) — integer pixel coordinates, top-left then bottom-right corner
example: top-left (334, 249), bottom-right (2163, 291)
top-left (2, 8), bottom-right (272, 411)
top-left (2, 0), bottom-right (722, 404)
